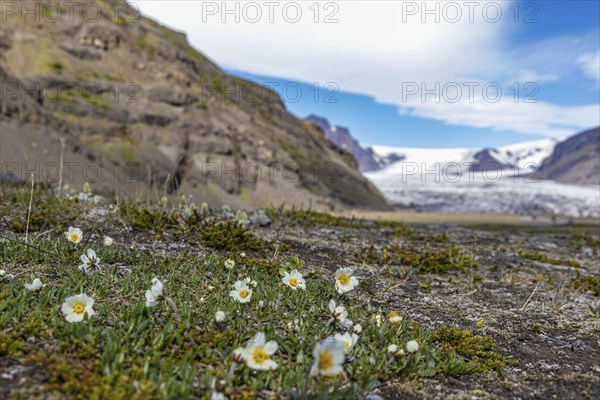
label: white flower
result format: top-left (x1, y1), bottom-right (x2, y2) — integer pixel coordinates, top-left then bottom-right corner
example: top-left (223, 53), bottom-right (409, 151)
top-left (65, 227), bottom-right (83, 244)
top-left (353, 324), bottom-right (363, 334)
top-left (374, 314), bottom-right (383, 327)
top-left (230, 280), bottom-right (252, 303)
top-left (334, 332), bottom-right (359, 354)
top-left (240, 252), bottom-right (246, 258)
top-left (406, 340), bottom-right (419, 353)
top-left (282, 269), bottom-right (306, 290)
top-left (258, 300), bottom-right (265, 307)
top-left (200, 202), bottom-right (209, 213)
top-left (389, 311), bottom-right (403, 324)
top-left (24, 278), bottom-right (43, 291)
top-left (387, 344), bottom-right (398, 353)
top-left (335, 267), bottom-right (359, 294)
top-left (225, 259), bottom-right (235, 269)
top-left (329, 299), bottom-right (353, 329)
top-left (232, 347), bottom-right (247, 363)
top-left (78, 249), bottom-right (100, 274)
top-left (215, 311), bottom-right (226, 322)
top-left (103, 236), bottom-right (114, 246)
top-left (310, 337), bottom-right (346, 376)
top-left (211, 392), bottom-right (227, 400)
top-left (233, 332), bottom-right (278, 370)
top-left (0, 269), bottom-right (6, 277)
top-left (243, 277), bottom-right (257, 287)
top-left (145, 277), bottom-right (164, 307)
top-left (61, 293), bottom-right (95, 323)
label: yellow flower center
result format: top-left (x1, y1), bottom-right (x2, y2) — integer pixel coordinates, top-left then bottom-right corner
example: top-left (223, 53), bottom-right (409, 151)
top-left (318, 351), bottom-right (334, 371)
top-left (70, 233), bottom-right (79, 242)
top-left (337, 274), bottom-right (350, 285)
top-left (252, 347), bottom-right (268, 364)
top-left (344, 342), bottom-right (350, 351)
top-left (239, 289), bottom-right (248, 299)
top-left (72, 302), bottom-right (85, 314)
top-left (289, 278), bottom-right (298, 287)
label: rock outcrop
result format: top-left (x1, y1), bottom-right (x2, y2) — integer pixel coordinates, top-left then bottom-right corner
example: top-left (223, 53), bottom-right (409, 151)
top-left (0, 0), bottom-right (389, 211)
top-left (536, 127), bottom-right (600, 185)
top-left (305, 115), bottom-right (403, 172)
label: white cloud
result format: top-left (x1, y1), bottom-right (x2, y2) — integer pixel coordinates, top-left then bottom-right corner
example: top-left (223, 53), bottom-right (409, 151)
top-left (578, 51), bottom-right (600, 81)
top-left (136, 1), bottom-right (599, 138)
top-left (399, 97), bottom-right (599, 138)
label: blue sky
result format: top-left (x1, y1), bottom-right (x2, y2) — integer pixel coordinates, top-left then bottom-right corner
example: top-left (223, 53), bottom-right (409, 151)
top-left (138, 0), bottom-right (600, 148)
top-left (229, 69), bottom-right (550, 148)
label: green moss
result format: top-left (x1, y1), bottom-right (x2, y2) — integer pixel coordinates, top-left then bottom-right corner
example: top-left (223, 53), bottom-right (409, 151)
top-left (134, 33), bottom-right (156, 56)
top-left (195, 101), bottom-right (208, 110)
top-left (210, 74), bottom-right (226, 96)
top-left (49, 61), bottom-right (65, 74)
top-left (79, 90), bottom-right (109, 108)
top-left (420, 280), bottom-right (432, 292)
top-left (358, 244), bottom-right (477, 273)
top-left (200, 221), bottom-right (267, 252)
top-left (572, 275), bottom-right (600, 296)
top-left (113, 15), bottom-right (129, 28)
top-left (266, 206), bottom-right (410, 235)
top-left (0, 185), bottom-right (82, 233)
top-left (572, 232), bottom-right (600, 250)
top-left (75, 70), bottom-right (119, 81)
top-left (41, 4), bottom-right (65, 18)
top-left (52, 111), bottom-right (80, 121)
top-left (119, 202), bottom-right (181, 232)
top-left (280, 142), bottom-right (305, 161)
top-left (0, 329), bottom-right (24, 357)
top-left (44, 355), bottom-right (151, 399)
top-left (433, 327), bottom-right (513, 372)
top-left (519, 251), bottom-right (580, 268)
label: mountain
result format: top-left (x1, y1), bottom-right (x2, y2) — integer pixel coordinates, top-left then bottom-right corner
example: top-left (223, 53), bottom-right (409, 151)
top-left (535, 127), bottom-right (600, 185)
top-left (305, 115), bottom-right (403, 172)
top-left (0, 0), bottom-right (389, 211)
top-left (370, 138), bottom-right (558, 174)
top-left (365, 134), bottom-right (598, 217)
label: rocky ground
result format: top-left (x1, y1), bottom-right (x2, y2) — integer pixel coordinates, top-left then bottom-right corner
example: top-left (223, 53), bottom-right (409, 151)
top-left (264, 216), bottom-right (600, 399)
top-left (1, 184), bottom-right (599, 399)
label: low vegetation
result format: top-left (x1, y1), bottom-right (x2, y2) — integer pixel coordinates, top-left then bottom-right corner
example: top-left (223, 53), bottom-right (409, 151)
top-left (518, 251), bottom-right (581, 268)
top-left (266, 206), bottom-right (411, 235)
top-left (0, 184), bottom-right (512, 399)
top-left (572, 274), bottom-right (600, 296)
top-left (356, 243), bottom-right (477, 273)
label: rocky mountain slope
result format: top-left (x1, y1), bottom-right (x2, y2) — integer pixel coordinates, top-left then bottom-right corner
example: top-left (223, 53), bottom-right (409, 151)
top-left (0, 0), bottom-right (389, 211)
top-left (535, 127), bottom-right (600, 185)
top-left (305, 115), bottom-right (403, 172)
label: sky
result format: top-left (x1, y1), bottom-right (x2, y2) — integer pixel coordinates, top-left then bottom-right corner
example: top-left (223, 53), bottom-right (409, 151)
top-left (136, 1), bottom-right (600, 148)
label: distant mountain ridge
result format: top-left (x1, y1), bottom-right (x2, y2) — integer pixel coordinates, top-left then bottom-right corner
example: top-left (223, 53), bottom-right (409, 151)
top-left (369, 138), bottom-right (558, 177)
top-left (369, 127), bottom-right (599, 187)
top-left (365, 130), bottom-right (598, 217)
top-left (306, 115), bottom-right (574, 176)
top-left (535, 127), bottom-right (600, 185)
top-left (305, 115), bottom-right (403, 172)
